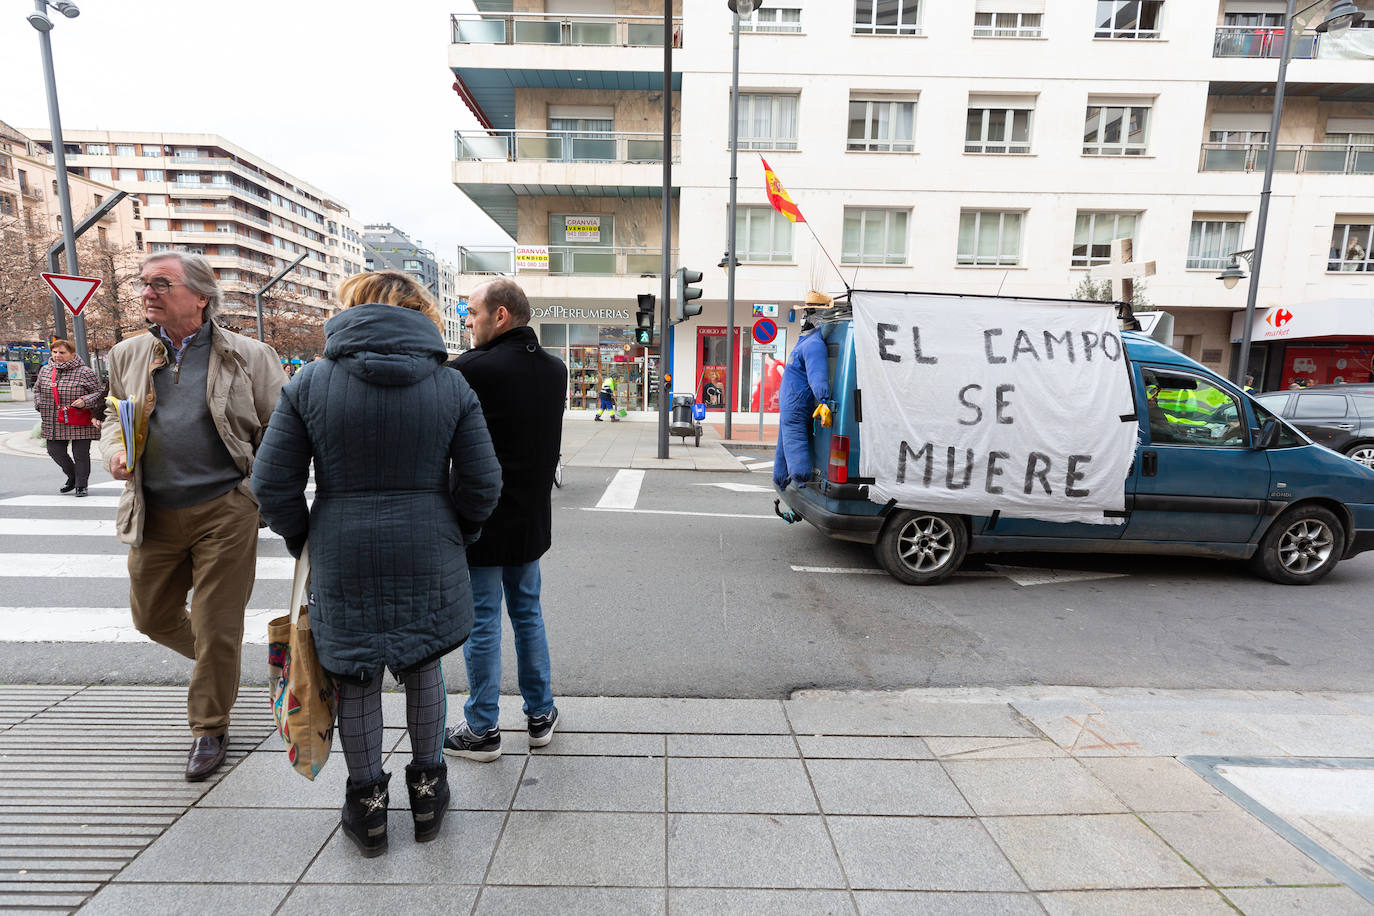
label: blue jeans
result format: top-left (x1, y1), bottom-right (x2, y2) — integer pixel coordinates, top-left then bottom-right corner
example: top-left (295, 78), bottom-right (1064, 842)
top-left (462, 561), bottom-right (554, 733)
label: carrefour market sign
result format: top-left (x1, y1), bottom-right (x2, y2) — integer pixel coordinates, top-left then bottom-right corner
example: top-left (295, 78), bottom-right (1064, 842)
top-left (533, 306), bottom-right (632, 321)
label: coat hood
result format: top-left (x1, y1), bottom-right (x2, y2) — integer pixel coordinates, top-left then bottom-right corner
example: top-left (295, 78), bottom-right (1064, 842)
top-left (324, 303), bottom-right (449, 386)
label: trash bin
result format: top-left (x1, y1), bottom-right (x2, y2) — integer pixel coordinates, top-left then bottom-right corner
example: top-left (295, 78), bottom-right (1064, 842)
top-left (670, 393), bottom-right (703, 447)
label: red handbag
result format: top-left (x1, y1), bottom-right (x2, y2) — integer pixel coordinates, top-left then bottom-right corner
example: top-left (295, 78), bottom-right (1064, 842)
top-left (51, 366), bottom-right (93, 427)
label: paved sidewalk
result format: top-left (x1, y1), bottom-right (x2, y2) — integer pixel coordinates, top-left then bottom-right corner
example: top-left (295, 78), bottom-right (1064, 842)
top-left (3, 686), bottom-right (1371, 914)
top-left (561, 413), bottom-right (748, 472)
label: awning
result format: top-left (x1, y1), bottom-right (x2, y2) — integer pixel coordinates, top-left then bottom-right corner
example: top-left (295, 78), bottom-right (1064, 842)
top-left (1230, 298), bottom-right (1374, 343)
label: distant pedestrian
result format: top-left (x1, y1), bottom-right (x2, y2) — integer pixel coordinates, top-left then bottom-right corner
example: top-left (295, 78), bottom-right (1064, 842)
top-left (33, 339), bottom-right (102, 496)
top-left (596, 375), bottom-right (620, 421)
top-left (445, 278), bottom-right (566, 762)
top-left (253, 270), bottom-right (501, 856)
top-left (101, 252), bottom-right (285, 782)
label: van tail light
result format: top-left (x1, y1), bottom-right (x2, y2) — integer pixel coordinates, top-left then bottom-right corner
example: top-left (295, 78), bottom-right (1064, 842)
top-left (828, 435), bottom-right (850, 484)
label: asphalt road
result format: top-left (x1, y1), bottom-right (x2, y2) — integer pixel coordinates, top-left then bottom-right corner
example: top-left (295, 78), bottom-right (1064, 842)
top-left (2, 404), bottom-right (1372, 698)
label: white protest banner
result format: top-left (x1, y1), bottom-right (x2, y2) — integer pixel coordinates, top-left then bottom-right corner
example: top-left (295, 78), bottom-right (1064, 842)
top-left (852, 292), bottom-right (1137, 524)
top-left (564, 216), bottom-right (601, 243)
top-left (515, 246), bottom-right (549, 270)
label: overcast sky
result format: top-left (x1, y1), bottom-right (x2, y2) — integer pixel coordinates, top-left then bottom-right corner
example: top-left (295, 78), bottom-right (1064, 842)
top-left (0, 0), bottom-right (513, 259)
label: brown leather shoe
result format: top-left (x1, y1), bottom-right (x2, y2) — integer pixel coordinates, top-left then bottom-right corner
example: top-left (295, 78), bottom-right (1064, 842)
top-left (185, 734), bottom-right (228, 782)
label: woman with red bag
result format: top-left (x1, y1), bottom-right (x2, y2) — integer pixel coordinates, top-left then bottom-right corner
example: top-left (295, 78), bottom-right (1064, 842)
top-left (33, 339), bottom-right (103, 497)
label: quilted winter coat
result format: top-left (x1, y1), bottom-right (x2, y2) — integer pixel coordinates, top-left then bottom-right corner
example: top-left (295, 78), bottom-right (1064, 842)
top-left (33, 357), bottom-right (102, 441)
top-left (251, 304), bottom-right (502, 681)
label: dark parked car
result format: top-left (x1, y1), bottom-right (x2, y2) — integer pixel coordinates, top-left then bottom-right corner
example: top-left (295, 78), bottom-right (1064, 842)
top-left (1253, 384), bottom-right (1374, 469)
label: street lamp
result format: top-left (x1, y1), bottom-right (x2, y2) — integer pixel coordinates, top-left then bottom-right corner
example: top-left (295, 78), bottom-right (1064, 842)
top-left (723, 0), bottom-right (762, 440)
top-left (1216, 249), bottom-right (1254, 290)
top-left (1220, 0), bottom-right (1364, 387)
top-left (28, 0), bottom-right (87, 362)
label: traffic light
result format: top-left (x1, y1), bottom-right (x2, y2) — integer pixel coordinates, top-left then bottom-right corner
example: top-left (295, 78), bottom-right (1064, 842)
top-left (675, 267), bottom-right (704, 322)
top-left (635, 293), bottom-right (655, 344)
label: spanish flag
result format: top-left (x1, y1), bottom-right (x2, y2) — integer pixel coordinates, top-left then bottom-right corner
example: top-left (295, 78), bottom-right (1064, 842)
top-left (761, 157), bottom-right (805, 224)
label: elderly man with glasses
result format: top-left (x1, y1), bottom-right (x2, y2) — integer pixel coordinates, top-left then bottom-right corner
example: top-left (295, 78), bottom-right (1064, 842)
top-left (100, 251), bottom-right (285, 781)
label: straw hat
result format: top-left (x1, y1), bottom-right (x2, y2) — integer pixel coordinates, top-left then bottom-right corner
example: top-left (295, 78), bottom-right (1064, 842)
top-left (801, 289), bottom-right (833, 309)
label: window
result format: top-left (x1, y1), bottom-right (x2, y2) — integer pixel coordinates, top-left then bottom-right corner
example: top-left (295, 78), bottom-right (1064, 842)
top-left (144, 169), bottom-right (164, 182)
top-left (1187, 218), bottom-right (1244, 269)
top-left (0, 153), bottom-right (9, 179)
top-left (86, 143), bottom-right (109, 155)
top-left (736, 93), bottom-right (799, 150)
top-left (1294, 394), bottom-right (1348, 419)
top-left (88, 168), bottom-right (113, 182)
top-left (1072, 212), bottom-right (1138, 267)
top-left (175, 148), bottom-right (199, 159)
top-left (1083, 104), bottom-right (1150, 155)
top-left (97, 226), bottom-right (108, 245)
top-left (140, 146), bottom-right (160, 157)
top-left (1143, 368), bottom-right (1245, 447)
top-left (1210, 128), bottom-right (1268, 146)
top-left (1329, 223), bottom-right (1372, 272)
top-left (847, 98), bottom-right (916, 152)
top-left (403, 259), bottom-right (422, 271)
top-left (973, 11), bottom-right (1043, 37)
top-left (118, 169), bottom-right (137, 181)
top-left (0, 193), bottom-right (13, 216)
top-left (965, 101), bottom-right (1033, 153)
top-left (216, 223), bottom-right (233, 233)
top-left (1095, 0), bottom-right (1162, 38)
top-left (115, 144), bottom-right (135, 157)
top-left (958, 210), bottom-right (1024, 266)
top-left (740, 7), bottom-right (801, 32)
top-left (854, 0), bottom-right (922, 35)
top-left (735, 206), bottom-right (793, 262)
top-left (146, 193), bottom-right (166, 206)
top-left (134, 231), bottom-right (144, 251)
top-left (182, 221), bottom-right (204, 233)
top-left (842, 208), bottom-right (909, 264)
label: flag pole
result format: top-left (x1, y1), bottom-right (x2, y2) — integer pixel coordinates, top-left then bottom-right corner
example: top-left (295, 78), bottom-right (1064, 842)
top-left (759, 155), bottom-right (850, 294)
top-left (803, 221), bottom-right (850, 294)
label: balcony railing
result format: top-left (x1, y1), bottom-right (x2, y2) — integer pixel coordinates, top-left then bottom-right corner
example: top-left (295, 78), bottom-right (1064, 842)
top-left (455, 129), bottom-right (680, 164)
top-left (451, 12), bottom-right (682, 48)
top-left (1199, 142), bottom-right (1374, 174)
top-left (1213, 26), bottom-right (1319, 58)
top-left (459, 245), bottom-right (675, 278)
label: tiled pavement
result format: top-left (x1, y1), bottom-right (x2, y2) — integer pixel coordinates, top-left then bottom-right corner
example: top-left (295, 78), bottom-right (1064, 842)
top-left (2, 686), bottom-right (1371, 914)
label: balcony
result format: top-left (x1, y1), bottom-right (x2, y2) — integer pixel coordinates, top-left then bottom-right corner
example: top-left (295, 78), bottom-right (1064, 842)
top-left (1213, 26), bottom-right (1319, 59)
top-left (1199, 142), bottom-right (1374, 174)
top-left (451, 12), bottom-right (680, 49)
top-left (455, 129), bottom-right (680, 164)
top-left (458, 245), bottom-right (675, 299)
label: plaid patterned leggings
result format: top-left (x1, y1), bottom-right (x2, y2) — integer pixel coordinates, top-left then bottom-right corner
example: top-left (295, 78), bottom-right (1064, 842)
top-left (336, 660), bottom-right (446, 784)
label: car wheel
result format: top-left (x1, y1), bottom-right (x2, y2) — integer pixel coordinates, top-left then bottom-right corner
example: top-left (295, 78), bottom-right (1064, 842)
top-left (874, 510), bottom-right (968, 585)
top-left (1344, 443), bottom-right (1374, 469)
top-left (1250, 505), bottom-right (1344, 585)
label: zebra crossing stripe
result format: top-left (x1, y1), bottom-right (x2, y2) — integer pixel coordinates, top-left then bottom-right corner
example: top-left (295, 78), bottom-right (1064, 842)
top-left (0, 553), bottom-right (295, 580)
top-left (1, 495), bottom-right (122, 508)
top-left (0, 519), bottom-right (281, 539)
top-left (0, 607), bottom-right (282, 643)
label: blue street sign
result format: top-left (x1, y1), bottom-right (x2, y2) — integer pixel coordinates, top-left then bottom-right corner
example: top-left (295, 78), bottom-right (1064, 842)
top-left (456, 300), bottom-right (469, 316)
top-left (752, 318), bottom-right (778, 345)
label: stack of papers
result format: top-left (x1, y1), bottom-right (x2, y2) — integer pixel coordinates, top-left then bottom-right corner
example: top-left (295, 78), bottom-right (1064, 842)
top-left (106, 395), bottom-right (145, 471)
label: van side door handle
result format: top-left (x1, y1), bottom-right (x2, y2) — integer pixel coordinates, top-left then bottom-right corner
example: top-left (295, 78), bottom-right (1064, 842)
top-left (1141, 450), bottom-right (1158, 477)
top-left (1335, 423), bottom-right (1355, 430)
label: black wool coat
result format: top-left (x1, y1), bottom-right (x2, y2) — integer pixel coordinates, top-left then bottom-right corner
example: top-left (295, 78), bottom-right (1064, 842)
top-left (252, 305), bottom-right (502, 680)
top-left (450, 325), bottom-right (566, 567)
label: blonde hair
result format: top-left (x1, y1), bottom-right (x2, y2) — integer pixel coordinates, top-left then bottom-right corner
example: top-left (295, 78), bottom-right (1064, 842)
top-left (336, 270), bottom-right (443, 333)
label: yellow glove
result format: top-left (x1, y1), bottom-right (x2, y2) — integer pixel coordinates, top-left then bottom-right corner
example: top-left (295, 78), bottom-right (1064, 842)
top-left (812, 402), bottom-right (833, 428)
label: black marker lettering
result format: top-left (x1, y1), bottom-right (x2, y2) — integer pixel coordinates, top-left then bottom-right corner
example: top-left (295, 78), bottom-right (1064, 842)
top-left (911, 327), bottom-right (938, 364)
top-left (958, 384), bottom-right (983, 426)
top-left (985, 450), bottom-right (1008, 494)
top-left (1024, 452), bottom-right (1052, 495)
top-left (1065, 454), bottom-right (1092, 497)
top-left (995, 384), bottom-right (1015, 425)
top-left (983, 329), bottom-right (1006, 364)
top-left (877, 323), bottom-right (901, 362)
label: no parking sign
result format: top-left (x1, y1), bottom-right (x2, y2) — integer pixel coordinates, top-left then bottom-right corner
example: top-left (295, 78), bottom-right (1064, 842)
top-left (752, 318), bottom-right (777, 346)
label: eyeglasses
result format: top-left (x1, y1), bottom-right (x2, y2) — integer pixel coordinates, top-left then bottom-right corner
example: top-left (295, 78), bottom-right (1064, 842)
top-left (135, 278), bottom-right (181, 294)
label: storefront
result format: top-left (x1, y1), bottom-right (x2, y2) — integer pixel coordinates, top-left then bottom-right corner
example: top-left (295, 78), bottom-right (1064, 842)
top-left (694, 320), bottom-right (789, 414)
top-left (531, 304), bottom-right (661, 412)
top-left (1230, 298), bottom-right (1374, 390)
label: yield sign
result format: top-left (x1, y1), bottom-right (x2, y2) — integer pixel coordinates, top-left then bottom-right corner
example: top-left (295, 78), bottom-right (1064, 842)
top-left (41, 273), bottom-right (102, 317)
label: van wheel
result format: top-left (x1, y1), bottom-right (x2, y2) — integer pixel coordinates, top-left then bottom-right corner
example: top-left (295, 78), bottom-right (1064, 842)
top-left (1251, 505), bottom-right (1344, 585)
top-left (874, 510), bottom-right (968, 585)
top-left (1344, 443), bottom-right (1374, 469)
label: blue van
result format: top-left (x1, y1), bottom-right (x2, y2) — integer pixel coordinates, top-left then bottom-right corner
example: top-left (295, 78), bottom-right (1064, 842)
top-left (777, 299), bottom-right (1374, 586)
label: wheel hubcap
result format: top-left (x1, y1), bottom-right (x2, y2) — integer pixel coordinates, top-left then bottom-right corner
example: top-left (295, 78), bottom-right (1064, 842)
top-left (897, 516), bottom-right (955, 573)
top-left (1349, 447), bottom-right (1374, 469)
top-left (1277, 519), bottom-right (1334, 574)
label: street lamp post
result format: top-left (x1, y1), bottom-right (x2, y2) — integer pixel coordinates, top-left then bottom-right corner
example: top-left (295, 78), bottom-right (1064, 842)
top-left (1222, 0), bottom-right (1363, 387)
top-left (724, 0), bottom-right (761, 441)
top-left (254, 252), bottom-right (309, 343)
top-left (27, 0), bottom-right (87, 363)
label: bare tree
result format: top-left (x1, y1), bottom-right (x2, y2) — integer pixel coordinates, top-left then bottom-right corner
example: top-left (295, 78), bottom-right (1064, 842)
top-left (0, 213), bottom-right (56, 341)
top-left (219, 260), bottom-right (326, 359)
top-left (78, 236), bottom-right (145, 360)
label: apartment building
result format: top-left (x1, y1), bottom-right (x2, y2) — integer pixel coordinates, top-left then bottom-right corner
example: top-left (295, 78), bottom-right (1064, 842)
top-left (23, 129), bottom-right (367, 332)
top-left (363, 223), bottom-right (441, 294)
top-left (438, 256), bottom-right (464, 353)
top-left (452, 0), bottom-right (1374, 408)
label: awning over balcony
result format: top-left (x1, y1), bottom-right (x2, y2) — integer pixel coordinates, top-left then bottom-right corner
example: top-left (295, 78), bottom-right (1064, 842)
top-left (1230, 298), bottom-right (1374, 343)
top-left (453, 67), bottom-right (681, 129)
top-left (456, 182), bottom-right (679, 239)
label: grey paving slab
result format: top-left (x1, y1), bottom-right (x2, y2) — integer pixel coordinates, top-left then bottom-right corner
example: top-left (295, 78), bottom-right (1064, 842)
top-left (538, 732), bottom-right (665, 756)
top-left (114, 808), bottom-right (338, 884)
top-left (1230, 714), bottom-right (1374, 757)
top-left (828, 816), bottom-right (1026, 892)
top-left (1221, 886), bottom-right (1374, 915)
top-left (854, 891), bottom-right (1042, 915)
top-left (667, 813), bottom-right (844, 889)
top-left (475, 886), bottom-right (666, 915)
top-left (78, 882), bottom-right (289, 916)
top-left (1085, 712), bottom-right (1286, 756)
top-left (943, 759), bottom-right (1128, 816)
top-left (555, 697), bottom-right (788, 734)
top-left (807, 759), bottom-right (972, 816)
top-left (444, 754), bottom-right (527, 810)
top-left (1142, 810), bottom-right (1335, 886)
top-left (395, 728), bottom-right (530, 758)
top-left (197, 750), bottom-right (347, 808)
top-left (279, 884), bottom-right (480, 916)
top-left (513, 755), bottom-right (664, 812)
top-left (668, 757), bottom-right (816, 814)
top-left (487, 811), bottom-right (664, 887)
top-left (301, 810), bottom-right (503, 884)
top-left (1080, 757), bottom-right (1233, 813)
top-left (796, 736), bottom-right (933, 760)
top-left (1036, 888), bottom-right (1237, 915)
top-left (666, 734), bottom-right (798, 757)
top-left (924, 737), bottom-right (1067, 759)
top-left (786, 697), bottom-right (1034, 738)
top-left (671, 888), bottom-right (854, 915)
top-left (982, 815), bottom-right (1205, 891)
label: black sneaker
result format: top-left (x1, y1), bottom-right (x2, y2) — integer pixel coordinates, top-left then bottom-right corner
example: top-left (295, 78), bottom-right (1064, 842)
top-left (442, 722), bottom-right (501, 762)
top-left (528, 707), bottom-right (558, 748)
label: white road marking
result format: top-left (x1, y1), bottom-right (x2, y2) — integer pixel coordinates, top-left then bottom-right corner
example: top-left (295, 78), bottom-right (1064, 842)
top-left (791, 565), bottom-right (887, 575)
top-left (583, 507), bottom-right (774, 520)
top-left (693, 482), bottom-right (775, 493)
top-left (0, 495), bottom-right (122, 508)
top-left (595, 469), bottom-right (646, 510)
top-left (744, 460), bottom-right (773, 471)
top-left (0, 553), bottom-right (295, 580)
top-left (0, 607), bottom-right (281, 643)
top-left (0, 519), bottom-right (281, 539)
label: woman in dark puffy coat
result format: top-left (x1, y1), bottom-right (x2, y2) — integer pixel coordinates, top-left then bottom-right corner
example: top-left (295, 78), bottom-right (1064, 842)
top-left (33, 338), bottom-right (103, 496)
top-left (252, 271), bottom-right (501, 857)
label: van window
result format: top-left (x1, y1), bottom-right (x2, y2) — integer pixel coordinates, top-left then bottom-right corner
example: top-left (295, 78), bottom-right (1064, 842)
top-left (1293, 394), bottom-right (1347, 419)
top-left (1355, 395), bottom-right (1374, 418)
top-left (1253, 392), bottom-right (1290, 414)
top-left (1141, 367), bottom-right (1245, 447)
top-left (1251, 400), bottom-right (1305, 448)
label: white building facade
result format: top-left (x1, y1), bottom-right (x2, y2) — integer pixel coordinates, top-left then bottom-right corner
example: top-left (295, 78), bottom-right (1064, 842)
top-left (451, 0), bottom-right (1374, 410)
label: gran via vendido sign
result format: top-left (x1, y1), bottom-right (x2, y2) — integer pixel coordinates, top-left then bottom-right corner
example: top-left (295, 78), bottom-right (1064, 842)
top-left (532, 306), bottom-right (632, 321)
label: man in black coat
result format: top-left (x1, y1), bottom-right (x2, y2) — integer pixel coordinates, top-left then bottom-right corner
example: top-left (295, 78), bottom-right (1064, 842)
top-left (444, 279), bottom-right (567, 761)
